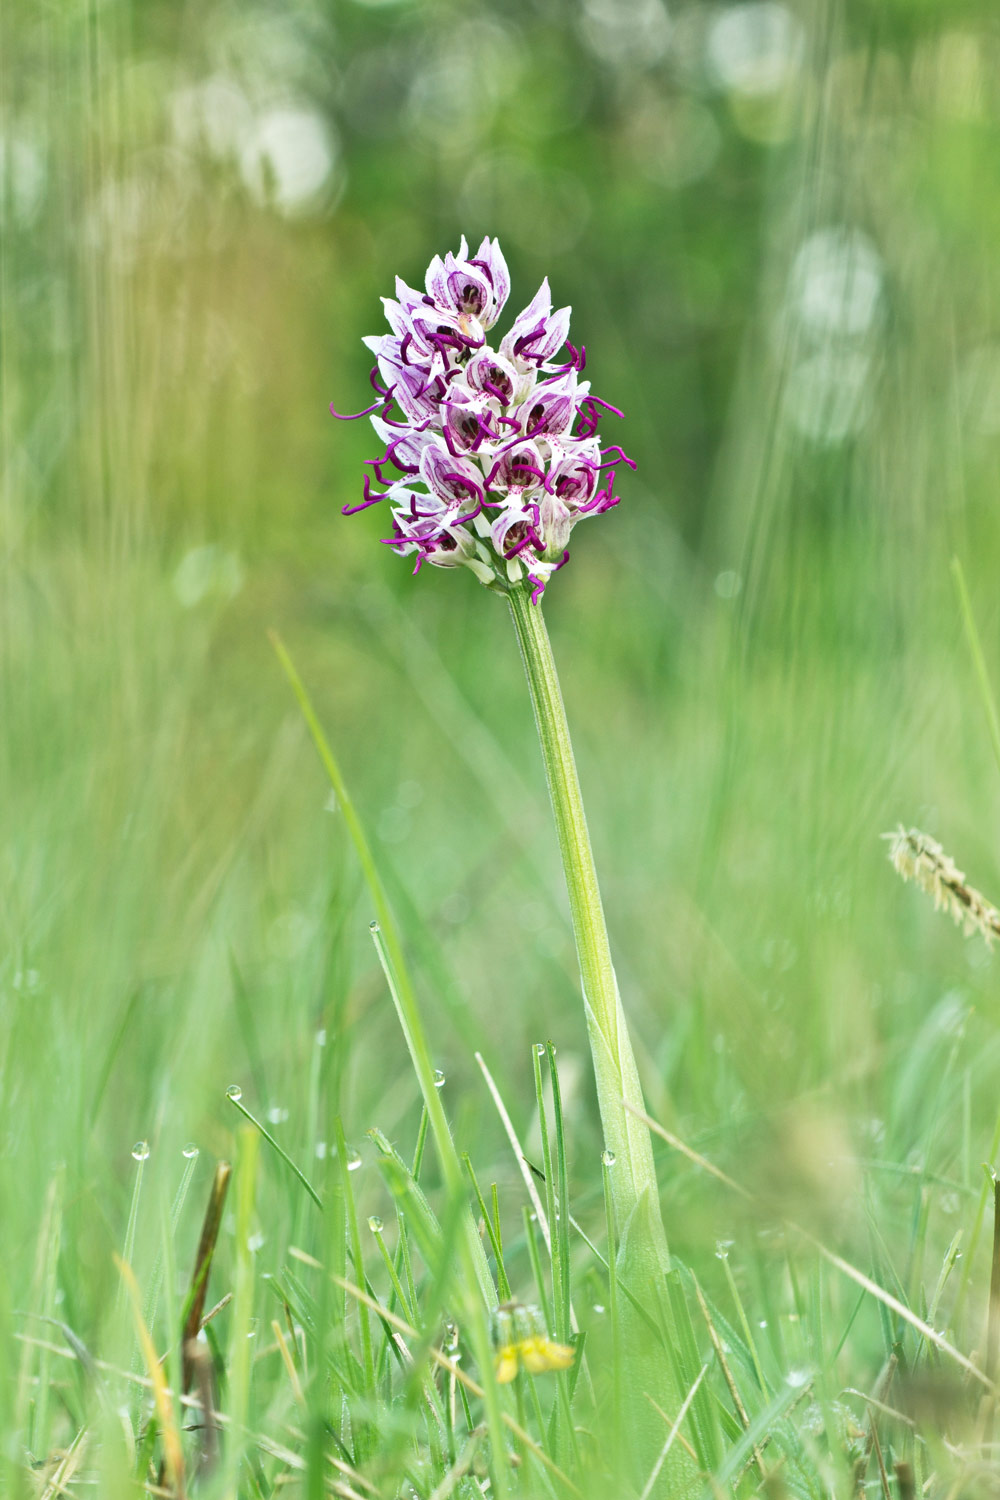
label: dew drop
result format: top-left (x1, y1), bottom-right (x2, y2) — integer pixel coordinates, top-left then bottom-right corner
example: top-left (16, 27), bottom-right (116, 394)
top-left (248, 1231), bottom-right (265, 1253)
top-left (315, 1141), bottom-right (327, 1160)
top-left (182, 1143), bottom-right (200, 1160)
top-left (369, 920), bottom-right (380, 933)
top-left (534, 1042), bottom-right (546, 1057)
top-left (226, 1084), bottom-right (243, 1102)
top-left (592, 1303), bottom-right (606, 1315)
top-left (345, 1146), bottom-right (362, 1171)
top-left (715, 1239), bottom-right (734, 1261)
top-left (131, 1140), bottom-right (150, 1162)
top-left (248, 1317), bottom-right (259, 1338)
top-left (368, 1215), bottom-right (383, 1233)
top-left (786, 1367), bottom-right (810, 1389)
top-left (601, 1149), bottom-right (616, 1167)
top-left (433, 1069), bottom-right (446, 1088)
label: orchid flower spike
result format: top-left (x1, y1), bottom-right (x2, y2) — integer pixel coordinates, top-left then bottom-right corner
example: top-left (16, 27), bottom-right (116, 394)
top-left (334, 236), bottom-right (634, 604)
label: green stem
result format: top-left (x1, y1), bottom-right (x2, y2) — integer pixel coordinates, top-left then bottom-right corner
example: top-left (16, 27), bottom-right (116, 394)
top-left (507, 586), bottom-right (668, 1265)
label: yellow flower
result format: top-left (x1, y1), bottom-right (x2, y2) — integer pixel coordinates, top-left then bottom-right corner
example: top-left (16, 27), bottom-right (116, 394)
top-left (495, 1346), bottom-right (521, 1384)
top-left (492, 1302), bottom-right (575, 1383)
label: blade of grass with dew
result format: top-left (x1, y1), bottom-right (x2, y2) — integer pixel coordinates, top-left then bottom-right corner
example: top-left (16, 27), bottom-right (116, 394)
top-left (269, 630), bottom-right (495, 1303)
top-left (367, 918), bottom-right (496, 1307)
top-left (227, 1086), bottom-right (323, 1211)
top-left (367, 1126), bottom-right (444, 1270)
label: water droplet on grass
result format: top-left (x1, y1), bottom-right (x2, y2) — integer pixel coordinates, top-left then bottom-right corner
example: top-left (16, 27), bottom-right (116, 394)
top-left (226, 1084), bottom-right (243, 1102)
top-left (131, 1141), bottom-right (150, 1162)
top-left (369, 920), bottom-right (380, 933)
top-left (534, 1043), bottom-right (546, 1057)
top-left (345, 1147), bottom-right (362, 1171)
top-left (602, 1149), bottom-right (616, 1167)
top-left (368, 1215), bottom-right (383, 1233)
top-left (182, 1143), bottom-right (199, 1159)
top-left (433, 1069), bottom-right (446, 1088)
top-left (592, 1303), bottom-right (606, 1315)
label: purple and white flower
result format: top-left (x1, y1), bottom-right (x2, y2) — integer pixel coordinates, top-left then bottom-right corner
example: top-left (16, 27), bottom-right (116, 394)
top-left (334, 236), bottom-right (634, 603)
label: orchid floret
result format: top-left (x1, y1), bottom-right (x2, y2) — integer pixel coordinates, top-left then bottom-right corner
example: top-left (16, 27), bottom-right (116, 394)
top-left (335, 237), bottom-right (633, 601)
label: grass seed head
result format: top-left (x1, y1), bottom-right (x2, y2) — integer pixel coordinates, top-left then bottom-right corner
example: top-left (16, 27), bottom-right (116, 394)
top-left (885, 825), bottom-right (1000, 945)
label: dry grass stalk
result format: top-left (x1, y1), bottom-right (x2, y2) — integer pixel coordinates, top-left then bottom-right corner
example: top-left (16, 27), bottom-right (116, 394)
top-left (885, 827), bottom-right (1000, 946)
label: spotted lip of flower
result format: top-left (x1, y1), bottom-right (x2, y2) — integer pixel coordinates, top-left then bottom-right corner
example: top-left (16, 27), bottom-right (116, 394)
top-left (425, 235), bottom-right (511, 331)
top-left (335, 236), bottom-right (636, 603)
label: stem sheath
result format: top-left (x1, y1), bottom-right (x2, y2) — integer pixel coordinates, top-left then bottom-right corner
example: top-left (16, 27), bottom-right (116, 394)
top-left (507, 586), bottom-right (668, 1265)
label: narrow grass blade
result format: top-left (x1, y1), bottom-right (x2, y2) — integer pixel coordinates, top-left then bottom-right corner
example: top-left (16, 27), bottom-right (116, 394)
top-left (531, 1043), bottom-right (560, 1330)
top-left (335, 1116), bottom-right (374, 1398)
top-left (225, 1125), bottom-right (260, 1484)
top-left (477, 1050), bottom-right (550, 1246)
top-left (180, 1161), bottom-right (232, 1393)
top-left (367, 920), bottom-right (496, 1308)
top-left (462, 1155), bottom-right (511, 1300)
top-left (987, 1172), bottom-right (1000, 1384)
top-left (638, 1364), bottom-right (707, 1500)
top-left (226, 1088), bottom-right (322, 1210)
top-left (270, 633), bottom-right (494, 1301)
top-left (547, 1044), bottom-right (572, 1345)
top-left (954, 1105), bottom-right (1000, 1330)
top-left (25, 1171), bottom-right (63, 1462)
top-left (692, 1274), bottom-right (763, 1478)
top-left (115, 1256), bottom-right (186, 1498)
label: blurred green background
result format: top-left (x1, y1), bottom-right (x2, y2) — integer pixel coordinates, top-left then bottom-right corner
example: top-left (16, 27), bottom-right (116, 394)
top-left (6, 0), bottom-right (1000, 1454)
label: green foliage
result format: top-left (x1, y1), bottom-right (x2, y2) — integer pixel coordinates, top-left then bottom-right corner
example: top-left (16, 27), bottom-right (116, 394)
top-left (8, 0), bottom-right (1000, 1493)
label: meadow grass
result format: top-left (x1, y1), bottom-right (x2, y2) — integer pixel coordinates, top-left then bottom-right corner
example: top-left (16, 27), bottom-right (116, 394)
top-left (8, 1), bottom-right (1000, 1496)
